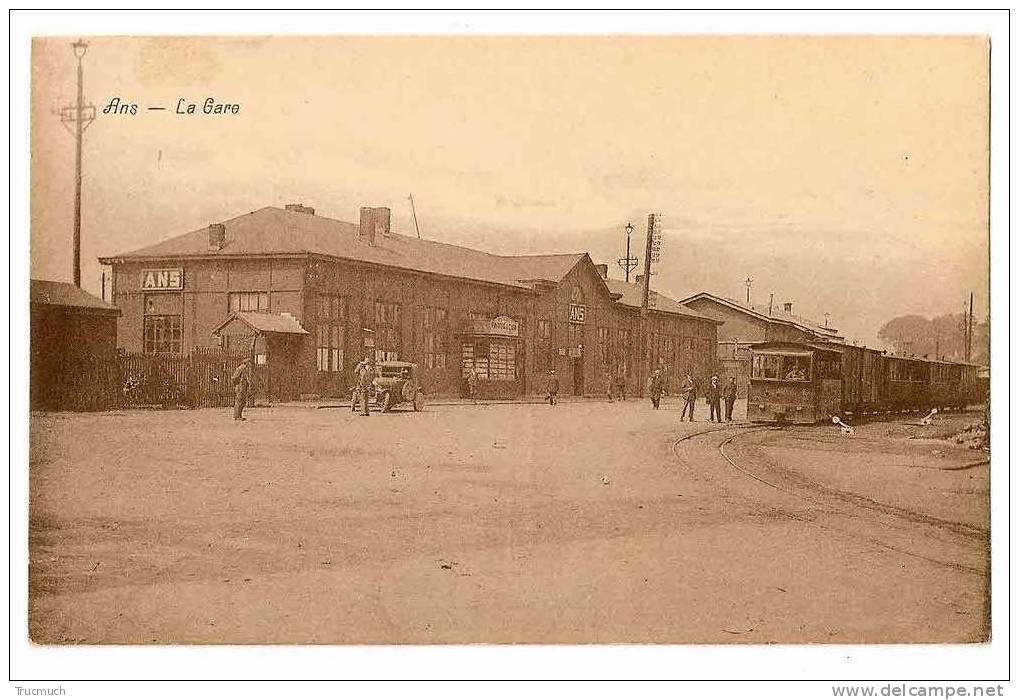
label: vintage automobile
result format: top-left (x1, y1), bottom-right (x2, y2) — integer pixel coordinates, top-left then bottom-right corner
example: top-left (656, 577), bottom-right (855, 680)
top-left (372, 360), bottom-right (426, 412)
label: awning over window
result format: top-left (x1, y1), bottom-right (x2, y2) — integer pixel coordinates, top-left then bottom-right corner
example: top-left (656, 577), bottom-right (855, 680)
top-left (212, 311), bottom-right (310, 337)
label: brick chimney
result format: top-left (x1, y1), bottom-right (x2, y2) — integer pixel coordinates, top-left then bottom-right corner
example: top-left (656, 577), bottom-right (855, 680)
top-left (373, 207), bottom-right (391, 236)
top-left (594, 263), bottom-right (608, 279)
top-left (285, 203), bottom-right (315, 215)
top-left (359, 207), bottom-right (376, 246)
top-left (783, 302), bottom-right (793, 313)
top-left (208, 223), bottom-right (226, 250)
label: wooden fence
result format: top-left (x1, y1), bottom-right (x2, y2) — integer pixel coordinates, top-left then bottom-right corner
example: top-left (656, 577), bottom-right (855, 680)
top-left (45, 350), bottom-right (260, 412)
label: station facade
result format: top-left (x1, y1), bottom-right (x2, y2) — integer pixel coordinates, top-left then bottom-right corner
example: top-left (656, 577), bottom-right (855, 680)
top-left (100, 204), bottom-right (720, 400)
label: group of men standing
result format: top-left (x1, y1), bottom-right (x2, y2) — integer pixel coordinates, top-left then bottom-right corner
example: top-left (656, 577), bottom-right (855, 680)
top-left (678, 372), bottom-right (738, 422)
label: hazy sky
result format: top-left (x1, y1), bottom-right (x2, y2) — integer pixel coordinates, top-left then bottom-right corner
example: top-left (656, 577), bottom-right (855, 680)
top-left (31, 35), bottom-right (989, 347)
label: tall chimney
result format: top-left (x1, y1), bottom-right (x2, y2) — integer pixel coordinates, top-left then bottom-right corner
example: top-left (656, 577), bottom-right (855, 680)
top-left (373, 206), bottom-right (391, 235)
top-left (208, 223), bottom-right (226, 250)
top-left (783, 302), bottom-right (793, 313)
top-left (359, 207), bottom-right (376, 246)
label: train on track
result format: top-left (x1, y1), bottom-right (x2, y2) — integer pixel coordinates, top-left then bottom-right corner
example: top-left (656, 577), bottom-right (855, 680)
top-left (746, 341), bottom-right (982, 424)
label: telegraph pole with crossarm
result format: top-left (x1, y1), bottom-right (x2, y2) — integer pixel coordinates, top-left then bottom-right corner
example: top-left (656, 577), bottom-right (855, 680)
top-left (60, 39), bottom-right (96, 288)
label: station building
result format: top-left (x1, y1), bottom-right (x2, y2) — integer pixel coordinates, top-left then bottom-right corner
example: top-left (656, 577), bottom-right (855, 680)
top-left (679, 291), bottom-right (843, 355)
top-left (99, 203), bottom-right (720, 400)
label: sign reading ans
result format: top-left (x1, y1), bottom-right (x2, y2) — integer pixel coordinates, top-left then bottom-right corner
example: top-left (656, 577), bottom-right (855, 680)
top-left (141, 268), bottom-right (183, 291)
top-left (470, 315), bottom-right (519, 337)
top-left (568, 303), bottom-right (586, 324)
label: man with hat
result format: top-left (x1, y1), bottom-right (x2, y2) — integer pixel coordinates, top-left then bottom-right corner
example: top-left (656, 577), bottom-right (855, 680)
top-left (231, 357), bottom-right (253, 421)
top-left (351, 353), bottom-right (375, 417)
top-left (706, 374), bottom-right (723, 423)
top-left (648, 368), bottom-right (664, 410)
top-left (545, 369), bottom-right (560, 406)
top-left (680, 371), bottom-right (696, 421)
top-left (723, 376), bottom-right (738, 422)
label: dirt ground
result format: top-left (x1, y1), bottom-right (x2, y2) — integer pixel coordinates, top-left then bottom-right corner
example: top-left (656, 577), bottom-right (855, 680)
top-left (28, 398), bottom-right (989, 644)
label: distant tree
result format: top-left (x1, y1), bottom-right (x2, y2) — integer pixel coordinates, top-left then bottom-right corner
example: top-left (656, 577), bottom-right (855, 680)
top-left (877, 312), bottom-right (988, 364)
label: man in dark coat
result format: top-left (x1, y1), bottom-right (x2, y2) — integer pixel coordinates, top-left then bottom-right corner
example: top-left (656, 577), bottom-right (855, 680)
top-left (352, 354), bottom-right (375, 416)
top-left (680, 372), bottom-right (696, 422)
top-left (724, 376), bottom-right (738, 421)
top-left (545, 369), bottom-right (560, 406)
top-left (648, 368), bottom-right (664, 409)
top-left (706, 375), bottom-right (723, 423)
top-left (231, 357), bottom-right (253, 421)
top-left (615, 365), bottom-right (628, 401)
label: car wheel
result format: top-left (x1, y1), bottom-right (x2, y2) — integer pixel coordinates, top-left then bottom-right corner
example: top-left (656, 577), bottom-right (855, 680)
top-left (382, 392), bottom-right (393, 413)
top-left (413, 392), bottom-right (424, 412)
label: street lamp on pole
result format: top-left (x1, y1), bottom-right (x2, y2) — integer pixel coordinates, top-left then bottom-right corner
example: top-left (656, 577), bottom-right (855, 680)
top-left (61, 39), bottom-right (96, 288)
top-left (616, 221), bottom-right (639, 283)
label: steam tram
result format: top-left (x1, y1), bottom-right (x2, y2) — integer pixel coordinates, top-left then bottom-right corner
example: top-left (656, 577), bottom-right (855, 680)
top-left (747, 341), bottom-right (981, 424)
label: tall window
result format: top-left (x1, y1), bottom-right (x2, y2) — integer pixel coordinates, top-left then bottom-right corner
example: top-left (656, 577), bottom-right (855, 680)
top-left (422, 306), bottom-right (448, 370)
top-left (229, 292), bottom-right (269, 313)
top-left (143, 316), bottom-right (182, 354)
top-left (316, 294), bottom-right (345, 372)
top-left (536, 319), bottom-right (552, 373)
top-left (597, 326), bottom-right (610, 367)
top-left (374, 301), bottom-right (401, 362)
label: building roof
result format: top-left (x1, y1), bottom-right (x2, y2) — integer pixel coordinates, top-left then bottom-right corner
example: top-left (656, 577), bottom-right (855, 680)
top-left (678, 291), bottom-right (843, 340)
top-left (212, 311), bottom-right (309, 336)
top-left (603, 279), bottom-right (718, 323)
top-left (30, 279), bottom-right (120, 315)
top-left (100, 206), bottom-right (588, 292)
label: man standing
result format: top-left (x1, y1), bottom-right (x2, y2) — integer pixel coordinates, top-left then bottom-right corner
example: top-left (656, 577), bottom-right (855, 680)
top-left (466, 366), bottom-right (479, 404)
top-left (615, 364), bottom-right (628, 401)
top-left (353, 356), bottom-right (376, 417)
top-left (351, 353), bottom-right (371, 413)
top-left (707, 375), bottom-right (722, 423)
top-left (231, 357), bottom-right (252, 421)
top-left (648, 368), bottom-right (664, 409)
top-left (351, 353), bottom-right (375, 416)
top-left (680, 371), bottom-right (696, 422)
top-left (724, 376), bottom-right (738, 422)
top-left (545, 369), bottom-right (560, 406)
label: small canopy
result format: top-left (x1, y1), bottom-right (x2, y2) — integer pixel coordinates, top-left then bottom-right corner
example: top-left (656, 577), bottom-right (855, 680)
top-left (211, 311), bottom-right (309, 337)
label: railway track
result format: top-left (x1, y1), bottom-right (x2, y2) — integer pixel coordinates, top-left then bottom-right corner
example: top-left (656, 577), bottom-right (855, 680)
top-left (671, 424), bottom-right (988, 576)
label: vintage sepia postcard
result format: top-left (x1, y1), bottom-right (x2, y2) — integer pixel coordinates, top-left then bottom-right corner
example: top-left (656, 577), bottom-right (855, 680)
top-left (22, 23), bottom-right (997, 677)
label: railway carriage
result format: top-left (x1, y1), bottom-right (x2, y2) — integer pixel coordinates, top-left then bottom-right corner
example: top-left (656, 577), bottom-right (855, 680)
top-left (884, 355), bottom-right (930, 411)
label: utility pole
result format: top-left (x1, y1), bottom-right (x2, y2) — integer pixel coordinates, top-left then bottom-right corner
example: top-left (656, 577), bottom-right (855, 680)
top-left (408, 193), bottom-right (421, 239)
top-left (967, 291), bottom-right (974, 362)
top-left (641, 214), bottom-right (655, 311)
top-left (60, 40), bottom-right (96, 288)
top-left (745, 277), bottom-right (753, 306)
top-left (616, 221), bottom-right (639, 282)
top-left (638, 214), bottom-right (661, 394)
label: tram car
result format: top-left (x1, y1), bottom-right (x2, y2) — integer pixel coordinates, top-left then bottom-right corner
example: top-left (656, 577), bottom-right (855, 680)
top-left (747, 341), bottom-right (982, 424)
top-left (746, 342), bottom-right (843, 424)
